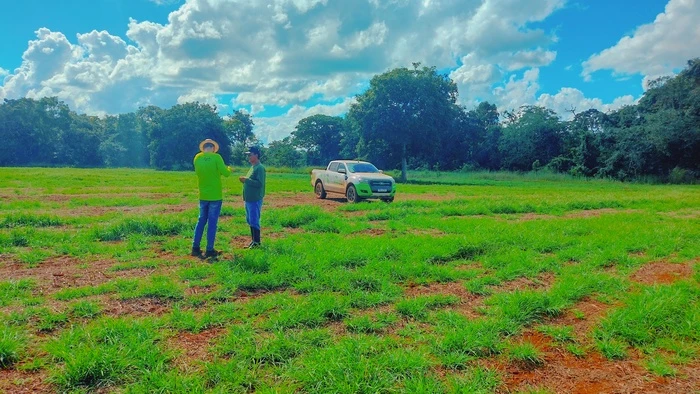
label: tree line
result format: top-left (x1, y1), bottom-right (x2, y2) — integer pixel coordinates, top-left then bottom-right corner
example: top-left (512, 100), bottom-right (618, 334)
top-left (1, 59), bottom-right (698, 182)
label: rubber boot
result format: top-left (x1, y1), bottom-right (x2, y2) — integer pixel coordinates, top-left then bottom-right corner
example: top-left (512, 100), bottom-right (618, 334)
top-left (245, 227), bottom-right (255, 249)
top-left (252, 228), bottom-right (261, 248)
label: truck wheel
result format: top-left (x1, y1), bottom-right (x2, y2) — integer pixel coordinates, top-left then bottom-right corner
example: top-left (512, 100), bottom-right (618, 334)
top-left (315, 181), bottom-right (327, 199)
top-left (346, 185), bottom-right (360, 203)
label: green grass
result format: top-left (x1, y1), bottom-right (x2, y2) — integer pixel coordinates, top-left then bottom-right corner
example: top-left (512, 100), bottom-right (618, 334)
top-left (508, 342), bottom-right (545, 367)
top-left (345, 312), bottom-right (398, 334)
top-left (0, 324), bottom-right (26, 368)
top-left (0, 279), bottom-right (35, 307)
top-left (0, 167), bottom-right (698, 392)
top-left (46, 317), bottom-right (168, 389)
top-left (594, 281), bottom-right (699, 363)
top-left (0, 213), bottom-right (66, 228)
top-left (536, 325), bottom-right (575, 343)
top-left (396, 294), bottom-right (460, 319)
top-left (93, 218), bottom-right (191, 241)
top-left (290, 336), bottom-right (432, 393)
top-left (70, 300), bottom-right (103, 319)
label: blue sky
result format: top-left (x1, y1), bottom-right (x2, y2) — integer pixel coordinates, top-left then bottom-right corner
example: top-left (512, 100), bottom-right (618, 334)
top-left (1, 0), bottom-right (697, 142)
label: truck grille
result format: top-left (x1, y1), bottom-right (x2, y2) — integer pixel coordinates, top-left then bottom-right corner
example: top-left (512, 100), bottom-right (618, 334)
top-left (369, 180), bottom-right (392, 193)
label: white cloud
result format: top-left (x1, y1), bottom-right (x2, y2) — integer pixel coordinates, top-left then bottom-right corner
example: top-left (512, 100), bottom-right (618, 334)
top-left (487, 68), bottom-right (637, 119)
top-left (148, 0), bottom-right (181, 5)
top-left (0, 0), bottom-right (569, 140)
top-left (536, 88), bottom-right (636, 118)
top-left (582, 0), bottom-right (700, 82)
top-left (177, 89), bottom-right (225, 109)
top-left (493, 68), bottom-right (542, 112)
top-left (254, 97), bottom-right (355, 143)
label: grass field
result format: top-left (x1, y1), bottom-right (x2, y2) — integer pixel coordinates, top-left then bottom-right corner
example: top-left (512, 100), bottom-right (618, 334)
top-left (0, 167), bottom-right (698, 393)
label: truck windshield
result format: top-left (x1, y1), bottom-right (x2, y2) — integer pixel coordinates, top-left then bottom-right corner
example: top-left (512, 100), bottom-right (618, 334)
top-left (348, 163), bottom-right (379, 173)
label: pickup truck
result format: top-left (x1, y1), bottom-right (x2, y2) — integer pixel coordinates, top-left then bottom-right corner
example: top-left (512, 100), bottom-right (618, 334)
top-left (311, 160), bottom-right (396, 203)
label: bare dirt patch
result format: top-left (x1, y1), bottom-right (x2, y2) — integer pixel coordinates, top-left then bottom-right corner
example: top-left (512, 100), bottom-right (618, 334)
top-left (496, 272), bottom-right (556, 293)
top-left (0, 256), bottom-right (154, 294)
top-left (264, 193), bottom-right (346, 211)
top-left (7, 192), bottom-right (178, 203)
top-left (167, 327), bottom-right (225, 371)
top-left (0, 369), bottom-right (52, 394)
top-left (358, 228), bottom-right (387, 236)
top-left (515, 213), bottom-right (558, 221)
top-left (492, 345), bottom-right (700, 394)
top-left (513, 209), bottom-right (640, 222)
top-left (631, 261), bottom-right (694, 285)
top-left (404, 281), bottom-right (469, 298)
top-left (661, 209), bottom-right (700, 220)
top-left (404, 281), bottom-right (485, 319)
top-left (408, 228), bottom-right (447, 237)
top-left (549, 298), bottom-right (616, 342)
top-left (102, 297), bottom-right (172, 317)
top-left (563, 208), bottom-right (637, 219)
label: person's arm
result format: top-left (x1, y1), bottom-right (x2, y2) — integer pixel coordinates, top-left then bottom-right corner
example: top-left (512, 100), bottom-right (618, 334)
top-left (244, 166), bottom-right (263, 187)
top-left (217, 155), bottom-right (232, 177)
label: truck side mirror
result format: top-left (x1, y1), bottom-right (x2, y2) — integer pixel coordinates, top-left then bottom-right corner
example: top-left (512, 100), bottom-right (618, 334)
top-left (379, 170), bottom-right (384, 174)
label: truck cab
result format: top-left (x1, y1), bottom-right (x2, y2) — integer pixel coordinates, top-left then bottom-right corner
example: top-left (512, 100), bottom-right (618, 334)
top-left (311, 160), bottom-right (396, 203)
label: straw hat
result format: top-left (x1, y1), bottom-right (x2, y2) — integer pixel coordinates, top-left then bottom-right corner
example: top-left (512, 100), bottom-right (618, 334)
top-left (199, 139), bottom-right (220, 153)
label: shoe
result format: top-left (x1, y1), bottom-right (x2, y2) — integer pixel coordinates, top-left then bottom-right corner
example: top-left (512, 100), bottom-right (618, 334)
top-left (249, 242), bottom-right (261, 249)
top-left (204, 249), bottom-right (220, 259)
top-left (191, 247), bottom-right (202, 257)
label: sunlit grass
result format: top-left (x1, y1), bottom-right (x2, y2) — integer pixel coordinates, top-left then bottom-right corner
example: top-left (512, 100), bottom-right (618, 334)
top-left (0, 167), bottom-right (697, 392)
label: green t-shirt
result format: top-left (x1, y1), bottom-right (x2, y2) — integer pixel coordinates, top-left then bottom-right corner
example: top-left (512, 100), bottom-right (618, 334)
top-left (243, 163), bottom-right (266, 202)
top-left (194, 152), bottom-right (231, 201)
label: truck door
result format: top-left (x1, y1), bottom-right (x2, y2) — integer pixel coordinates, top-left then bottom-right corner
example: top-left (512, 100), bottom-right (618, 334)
top-left (335, 163), bottom-right (348, 193)
top-left (326, 162), bottom-right (340, 192)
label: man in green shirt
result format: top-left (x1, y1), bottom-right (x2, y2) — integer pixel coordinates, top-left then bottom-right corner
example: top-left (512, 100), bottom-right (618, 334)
top-left (192, 139), bottom-right (232, 258)
top-left (239, 146), bottom-right (266, 248)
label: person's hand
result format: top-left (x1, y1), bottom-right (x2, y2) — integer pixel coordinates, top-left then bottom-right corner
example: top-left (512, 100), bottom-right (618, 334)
top-left (239, 176), bottom-right (247, 183)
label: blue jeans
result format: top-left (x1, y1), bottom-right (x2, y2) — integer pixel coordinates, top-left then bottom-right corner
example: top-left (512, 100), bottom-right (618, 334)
top-left (245, 200), bottom-right (263, 230)
top-left (193, 200), bottom-right (223, 251)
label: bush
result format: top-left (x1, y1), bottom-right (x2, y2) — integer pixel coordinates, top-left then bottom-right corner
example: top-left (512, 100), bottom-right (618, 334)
top-left (668, 167), bottom-right (697, 184)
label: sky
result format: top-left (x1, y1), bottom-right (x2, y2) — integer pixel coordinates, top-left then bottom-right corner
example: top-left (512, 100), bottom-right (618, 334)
top-left (1, 0), bottom-right (698, 143)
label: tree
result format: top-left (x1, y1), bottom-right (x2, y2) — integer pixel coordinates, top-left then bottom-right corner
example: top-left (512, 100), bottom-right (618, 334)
top-left (438, 106), bottom-right (482, 170)
top-left (347, 64), bottom-right (458, 181)
top-left (566, 109), bottom-right (609, 176)
top-left (225, 110), bottom-right (256, 165)
top-left (266, 137), bottom-right (305, 167)
top-left (291, 114), bottom-right (346, 166)
top-left (100, 113), bottom-right (148, 167)
top-left (0, 97), bottom-right (73, 166)
top-left (59, 113), bottom-right (103, 167)
top-left (469, 102), bottom-right (502, 170)
top-left (148, 103), bottom-right (230, 170)
top-left (499, 106), bottom-right (564, 171)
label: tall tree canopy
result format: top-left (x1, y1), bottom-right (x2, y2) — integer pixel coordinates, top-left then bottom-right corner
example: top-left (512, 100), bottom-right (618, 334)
top-left (499, 106), bottom-right (564, 171)
top-left (148, 103), bottom-right (231, 170)
top-left (347, 64), bottom-right (458, 181)
top-left (291, 114), bottom-right (346, 166)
